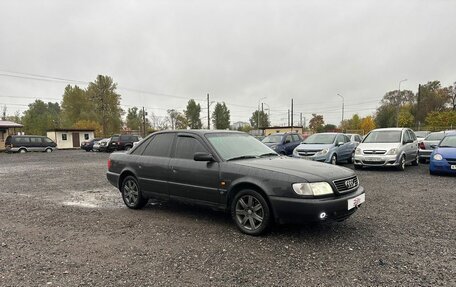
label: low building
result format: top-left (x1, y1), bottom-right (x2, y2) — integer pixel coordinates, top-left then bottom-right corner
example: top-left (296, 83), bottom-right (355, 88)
top-left (0, 120), bottom-right (23, 150)
top-left (263, 126), bottom-right (304, 136)
top-left (47, 129), bottom-right (95, 149)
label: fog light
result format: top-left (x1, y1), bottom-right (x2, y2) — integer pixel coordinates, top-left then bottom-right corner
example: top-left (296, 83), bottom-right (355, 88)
top-left (319, 212), bottom-right (327, 220)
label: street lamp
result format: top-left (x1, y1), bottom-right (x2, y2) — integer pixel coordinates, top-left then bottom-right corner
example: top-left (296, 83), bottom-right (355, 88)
top-left (337, 94), bottom-right (345, 130)
top-left (257, 97), bottom-right (267, 129)
top-left (396, 79), bottom-right (408, 127)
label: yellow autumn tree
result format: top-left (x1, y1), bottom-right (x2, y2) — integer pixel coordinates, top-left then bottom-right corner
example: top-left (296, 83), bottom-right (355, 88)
top-left (73, 120), bottom-right (103, 137)
top-left (360, 116), bottom-right (376, 134)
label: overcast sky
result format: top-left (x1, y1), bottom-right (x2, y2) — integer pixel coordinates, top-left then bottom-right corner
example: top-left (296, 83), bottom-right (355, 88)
top-left (1, 0), bottom-right (455, 127)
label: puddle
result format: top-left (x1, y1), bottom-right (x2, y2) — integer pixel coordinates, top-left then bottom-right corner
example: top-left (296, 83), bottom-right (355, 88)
top-left (57, 188), bottom-right (124, 209)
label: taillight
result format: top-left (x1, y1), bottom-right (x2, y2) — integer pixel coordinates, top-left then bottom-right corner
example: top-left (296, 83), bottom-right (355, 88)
top-left (419, 142), bottom-right (425, 150)
top-left (117, 141), bottom-right (121, 145)
top-left (107, 159), bottom-right (112, 170)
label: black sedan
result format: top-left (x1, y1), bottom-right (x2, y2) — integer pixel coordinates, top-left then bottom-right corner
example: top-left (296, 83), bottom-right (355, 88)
top-left (107, 130), bottom-right (365, 235)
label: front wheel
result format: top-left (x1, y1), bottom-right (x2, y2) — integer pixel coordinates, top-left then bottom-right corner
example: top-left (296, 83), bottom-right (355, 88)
top-left (19, 148), bottom-right (27, 154)
top-left (231, 190), bottom-right (271, 236)
top-left (330, 154), bottom-right (337, 165)
top-left (396, 155), bottom-right (406, 171)
top-left (121, 176), bottom-right (148, 209)
top-left (45, 148), bottom-right (53, 153)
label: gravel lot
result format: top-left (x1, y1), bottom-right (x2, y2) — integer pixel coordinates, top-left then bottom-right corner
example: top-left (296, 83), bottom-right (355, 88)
top-left (0, 150), bottom-right (454, 287)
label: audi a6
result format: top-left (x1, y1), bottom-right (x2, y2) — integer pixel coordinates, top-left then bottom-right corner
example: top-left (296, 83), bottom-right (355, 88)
top-left (107, 130), bottom-right (365, 235)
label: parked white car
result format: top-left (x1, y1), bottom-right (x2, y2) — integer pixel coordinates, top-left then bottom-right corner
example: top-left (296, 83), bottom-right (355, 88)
top-left (354, 128), bottom-right (419, 171)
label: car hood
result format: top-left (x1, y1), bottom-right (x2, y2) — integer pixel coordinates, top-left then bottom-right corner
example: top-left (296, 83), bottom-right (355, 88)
top-left (231, 156), bottom-right (355, 182)
top-left (434, 147), bottom-right (456, 158)
top-left (358, 142), bottom-right (400, 150)
top-left (294, 143), bottom-right (333, 150)
top-left (263, 142), bottom-right (280, 147)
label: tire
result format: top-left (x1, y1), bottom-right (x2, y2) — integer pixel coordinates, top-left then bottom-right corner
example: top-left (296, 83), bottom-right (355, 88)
top-left (19, 148), bottom-right (27, 154)
top-left (347, 152), bottom-right (354, 164)
top-left (419, 157), bottom-right (427, 164)
top-left (411, 153), bottom-right (419, 166)
top-left (330, 154), bottom-right (337, 165)
top-left (396, 155), bottom-right (406, 171)
top-left (125, 146), bottom-right (132, 151)
top-left (121, 176), bottom-right (148, 209)
top-left (231, 189), bottom-right (271, 236)
top-left (354, 164), bottom-right (362, 170)
top-left (45, 148), bottom-right (53, 153)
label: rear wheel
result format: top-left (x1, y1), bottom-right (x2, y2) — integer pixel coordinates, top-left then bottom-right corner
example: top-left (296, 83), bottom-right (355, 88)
top-left (347, 152), bottom-right (354, 164)
top-left (396, 155), bottom-right (406, 171)
top-left (231, 189), bottom-right (271, 236)
top-left (121, 176), bottom-right (148, 209)
top-left (411, 153), bottom-right (419, 166)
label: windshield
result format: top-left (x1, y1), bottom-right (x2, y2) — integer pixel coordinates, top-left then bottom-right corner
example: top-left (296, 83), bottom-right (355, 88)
top-left (262, 135), bottom-right (282, 144)
top-left (303, 134), bottom-right (336, 144)
top-left (425, 133), bottom-right (445, 141)
top-left (206, 133), bottom-right (277, 160)
top-left (439, 136), bottom-right (456, 148)
top-left (363, 130), bottom-right (401, 143)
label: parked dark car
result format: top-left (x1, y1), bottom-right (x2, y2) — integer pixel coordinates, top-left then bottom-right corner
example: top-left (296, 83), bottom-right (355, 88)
top-left (261, 132), bottom-right (303, 156)
top-left (107, 130), bottom-right (365, 235)
top-left (107, 134), bottom-right (141, 152)
top-left (80, 138), bottom-right (102, 152)
top-left (5, 135), bottom-right (57, 153)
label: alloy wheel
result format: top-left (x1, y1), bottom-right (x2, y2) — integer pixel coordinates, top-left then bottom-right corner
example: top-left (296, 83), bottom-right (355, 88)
top-left (123, 179), bottom-right (139, 207)
top-left (235, 195), bottom-right (264, 231)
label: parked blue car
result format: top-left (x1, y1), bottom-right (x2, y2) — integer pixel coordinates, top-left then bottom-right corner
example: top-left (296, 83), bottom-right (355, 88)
top-left (429, 134), bottom-right (456, 175)
top-left (261, 132), bottom-right (303, 156)
top-left (293, 133), bottom-right (356, 164)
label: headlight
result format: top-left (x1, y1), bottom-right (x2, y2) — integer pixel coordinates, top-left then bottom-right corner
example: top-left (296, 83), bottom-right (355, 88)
top-left (315, 148), bottom-right (328, 156)
top-left (355, 148), bottom-right (361, 154)
top-left (433, 154), bottom-right (443, 161)
top-left (293, 149), bottom-right (298, 155)
top-left (292, 182), bottom-right (334, 197)
top-left (270, 145), bottom-right (277, 150)
top-left (386, 148), bottom-right (398, 155)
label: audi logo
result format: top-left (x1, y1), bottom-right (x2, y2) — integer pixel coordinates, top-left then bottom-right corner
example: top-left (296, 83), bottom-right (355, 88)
top-left (345, 179), bottom-right (356, 188)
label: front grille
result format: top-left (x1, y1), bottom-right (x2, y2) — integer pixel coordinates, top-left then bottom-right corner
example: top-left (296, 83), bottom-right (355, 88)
top-left (297, 149), bottom-right (321, 156)
top-left (362, 160), bottom-right (386, 165)
top-left (333, 176), bottom-right (359, 193)
top-left (446, 158), bottom-right (456, 164)
top-left (363, 150), bottom-right (386, 155)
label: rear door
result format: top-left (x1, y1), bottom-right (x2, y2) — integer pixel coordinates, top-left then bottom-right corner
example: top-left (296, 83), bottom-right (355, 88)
top-left (168, 134), bottom-right (221, 204)
top-left (136, 133), bottom-right (174, 200)
top-left (30, 137), bottom-right (44, 151)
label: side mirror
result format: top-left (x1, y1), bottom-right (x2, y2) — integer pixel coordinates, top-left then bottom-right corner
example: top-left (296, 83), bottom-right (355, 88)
top-left (285, 140), bottom-right (291, 144)
top-left (337, 141), bottom-right (344, 146)
top-left (194, 152), bottom-right (215, 162)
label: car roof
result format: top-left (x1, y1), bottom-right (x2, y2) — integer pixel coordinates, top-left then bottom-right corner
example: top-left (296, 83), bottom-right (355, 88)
top-left (154, 129), bottom-right (246, 136)
top-left (371, 128), bottom-right (405, 132)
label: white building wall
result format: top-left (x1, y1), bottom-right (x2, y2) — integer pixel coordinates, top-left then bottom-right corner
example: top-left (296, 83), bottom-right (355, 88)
top-left (46, 131), bottom-right (95, 149)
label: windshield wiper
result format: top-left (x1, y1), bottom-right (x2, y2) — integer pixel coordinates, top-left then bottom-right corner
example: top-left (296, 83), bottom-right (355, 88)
top-left (259, 152), bottom-right (279, 157)
top-left (438, 145), bottom-right (454, 148)
top-left (227, 155), bottom-right (259, 161)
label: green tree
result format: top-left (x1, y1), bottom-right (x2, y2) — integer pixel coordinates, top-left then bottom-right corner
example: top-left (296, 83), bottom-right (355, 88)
top-left (398, 105), bottom-right (414, 127)
top-left (126, 107), bottom-right (141, 131)
top-left (425, 111), bottom-right (456, 130)
top-left (416, 81), bottom-right (451, 124)
top-left (212, 102), bottom-right (230, 129)
top-left (22, 100), bottom-right (61, 135)
top-left (249, 110), bottom-right (269, 129)
top-left (323, 124), bottom-right (337, 132)
top-left (61, 85), bottom-right (94, 127)
top-left (73, 120), bottom-right (103, 137)
top-left (86, 75), bottom-right (123, 136)
top-left (309, 114), bottom-right (324, 132)
top-left (167, 109), bottom-right (187, 129)
top-left (184, 99), bottom-right (202, 129)
top-left (375, 104), bottom-right (398, 128)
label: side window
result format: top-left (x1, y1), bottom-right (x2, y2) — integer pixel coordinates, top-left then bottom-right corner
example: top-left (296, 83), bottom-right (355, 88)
top-left (62, 134), bottom-right (67, 141)
top-left (44, 138), bottom-right (54, 143)
top-left (30, 137), bottom-right (42, 144)
top-left (16, 137), bottom-right (30, 143)
top-left (403, 130), bottom-right (411, 143)
top-left (356, 135), bottom-right (362, 142)
top-left (131, 136), bottom-right (153, 155)
top-left (409, 130), bottom-right (417, 141)
top-left (174, 136), bottom-right (208, 160)
top-left (84, 134), bottom-right (89, 140)
top-left (285, 135), bottom-right (292, 143)
top-left (344, 135), bottom-right (350, 143)
top-left (292, 134), bottom-right (300, 142)
top-left (336, 134), bottom-right (344, 144)
top-left (143, 133), bottom-right (174, 157)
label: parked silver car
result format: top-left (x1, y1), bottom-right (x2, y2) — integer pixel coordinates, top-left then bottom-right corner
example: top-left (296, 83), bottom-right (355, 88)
top-left (93, 138), bottom-right (110, 152)
top-left (354, 128), bottom-right (419, 171)
top-left (414, 130), bottom-right (431, 142)
top-left (418, 132), bottom-right (447, 163)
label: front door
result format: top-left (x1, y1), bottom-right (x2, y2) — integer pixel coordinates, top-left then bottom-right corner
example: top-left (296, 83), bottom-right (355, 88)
top-left (72, 133), bottom-right (80, 147)
top-left (169, 135), bottom-right (221, 204)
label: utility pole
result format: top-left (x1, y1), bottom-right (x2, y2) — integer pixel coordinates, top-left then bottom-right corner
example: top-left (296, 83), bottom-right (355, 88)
top-left (261, 103), bottom-right (264, 129)
top-left (303, 117), bottom-right (306, 130)
top-left (291, 98), bottom-right (294, 131)
top-left (142, 107), bottom-right (146, 137)
top-left (300, 113), bottom-right (303, 127)
top-left (337, 94), bottom-right (345, 130)
top-left (396, 79), bottom-right (407, 127)
top-left (207, 93), bottom-right (210, 130)
top-left (287, 109), bottom-right (290, 126)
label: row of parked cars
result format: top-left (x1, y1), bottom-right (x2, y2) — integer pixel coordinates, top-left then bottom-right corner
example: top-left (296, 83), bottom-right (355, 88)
top-left (261, 128), bottom-right (456, 175)
top-left (81, 134), bottom-right (142, 152)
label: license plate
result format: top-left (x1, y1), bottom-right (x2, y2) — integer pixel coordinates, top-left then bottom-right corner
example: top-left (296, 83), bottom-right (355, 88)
top-left (348, 193), bottom-right (365, 210)
top-left (369, 157), bottom-right (382, 162)
top-left (451, 165), bottom-right (456, 170)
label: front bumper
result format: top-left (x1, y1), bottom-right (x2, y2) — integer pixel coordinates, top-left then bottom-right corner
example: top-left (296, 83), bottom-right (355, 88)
top-left (354, 154), bottom-right (399, 167)
top-left (418, 150), bottom-right (432, 159)
top-left (269, 186), bottom-right (365, 224)
top-left (293, 154), bottom-right (329, 162)
top-left (430, 160), bottom-right (456, 174)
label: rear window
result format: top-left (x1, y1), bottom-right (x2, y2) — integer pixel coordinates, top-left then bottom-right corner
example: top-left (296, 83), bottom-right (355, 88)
top-left (111, 136), bottom-right (120, 141)
top-left (425, 133), bottom-right (445, 141)
top-left (30, 137), bottom-right (42, 144)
